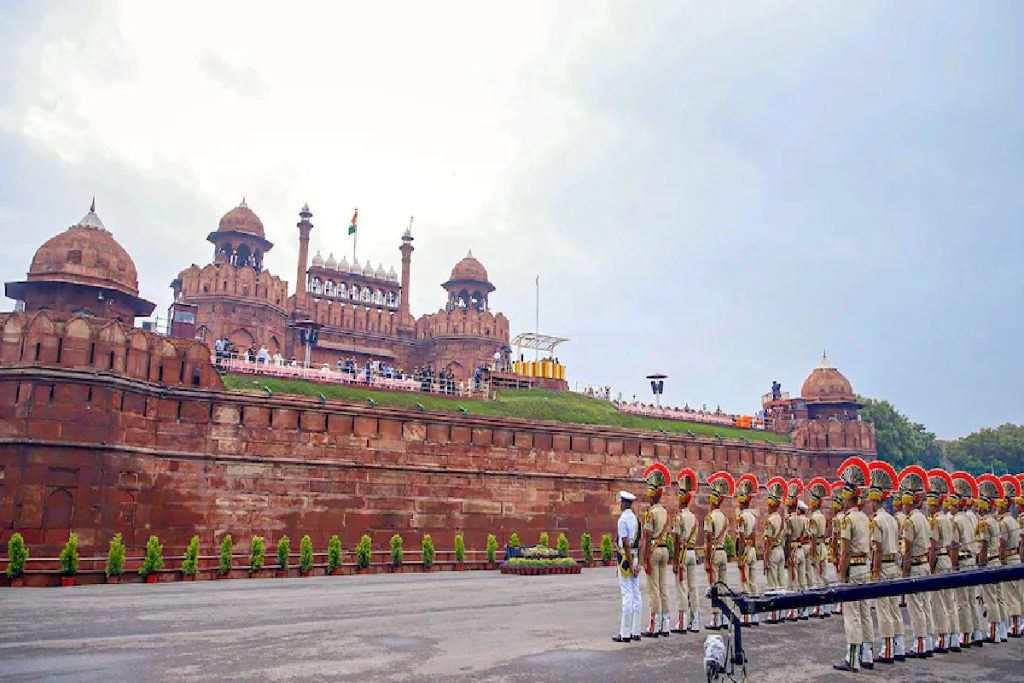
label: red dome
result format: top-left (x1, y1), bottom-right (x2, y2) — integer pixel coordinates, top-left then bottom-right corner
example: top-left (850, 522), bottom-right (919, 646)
top-left (448, 250), bottom-right (489, 283)
top-left (28, 210), bottom-right (140, 298)
top-left (800, 353), bottom-right (855, 402)
top-left (217, 199), bottom-right (265, 238)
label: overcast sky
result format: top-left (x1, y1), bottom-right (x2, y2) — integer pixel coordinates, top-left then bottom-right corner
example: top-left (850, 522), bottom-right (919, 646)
top-left (1, 1), bottom-right (1021, 439)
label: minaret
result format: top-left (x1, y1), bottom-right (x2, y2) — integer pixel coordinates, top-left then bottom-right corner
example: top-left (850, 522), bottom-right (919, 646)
top-left (399, 222), bottom-right (414, 324)
top-left (295, 203), bottom-right (313, 312)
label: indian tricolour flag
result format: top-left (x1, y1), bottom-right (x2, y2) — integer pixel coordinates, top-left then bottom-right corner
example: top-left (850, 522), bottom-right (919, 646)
top-left (348, 208), bottom-right (358, 235)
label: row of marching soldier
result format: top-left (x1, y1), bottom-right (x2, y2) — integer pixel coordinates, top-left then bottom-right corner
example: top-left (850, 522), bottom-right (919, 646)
top-left (611, 461), bottom-right (1024, 673)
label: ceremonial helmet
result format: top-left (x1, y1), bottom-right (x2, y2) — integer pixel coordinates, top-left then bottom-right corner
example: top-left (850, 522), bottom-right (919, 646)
top-left (766, 476), bottom-right (787, 508)
top-left (897, 465), bottom-right (929, 506)
top-left (926, 469), bottom-right (954, 507)
top-left (950, 471), bottom-right (978, 509)
top-left (976, 473), bottom-right (1002, 512)
top-left (867, 461), bottom-right (898, 501)
top-left (643, 463), bottom-right (672, 497)
top-left (998, 475), bottom-right (1021, 509)
top-left (806, 477), bottom-right (830, 509)
top-left (707, 471), bottom-right (735, 506)
top-left (736, 473), bottom-right (759, 505)
top-left (830, 481), bottom-right (845, 510)
top-left (676, 467), bottom-right (698, 504)
top-left (837, 456), bottom-right (870, 500)
top-left (1016, 474), bottom-right (1024, 507)
top-left (785, 478), bottom-right (803, 508)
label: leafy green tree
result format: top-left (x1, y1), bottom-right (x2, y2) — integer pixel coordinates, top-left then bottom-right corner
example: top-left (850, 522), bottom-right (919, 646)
top-left (390, 534), bottom-right (403, 567)
top-left (249, 536), bottom-right (266, 572)
top-left (859, 396), bottom-right (942, 469)
top-left (106, 533), bottom-right (126, 577)
top-left (486, 534), bottom-right (498, 564)
top-left (6, 533), bottom-right (28, 579)
top-left (140, 535), bottom-right (164, 578)
top-left (581, 533), bottom-right (593, 564)
top-left (601, 533), bottom-right (614, 562)
top-left (299, 535), bottom-right (313, 573)
top-left (276, 536), bottom-right (290, 570)
top-left (945, 423), bottom-right (1024, 475)
top-left (454, 534), bottom-right (466, 564)
top-left (556, 533), bottom-right (569, 556)
top-left (538, 532), bottom-right (549, 548)
top-left (59, 533), bottom-right (79, 576)
top-left (509, 532), bottom-right (521, 548)
top-left (327, 535), bottom-right (342, 573)
top-left (219, 535), bottom-right (233, 576)
top-left (356, 535), bottom-right (372, 569)
top-left (181, 535), bottom-right (200, 576)
top-left (422, 534), bottom-right (435, 567)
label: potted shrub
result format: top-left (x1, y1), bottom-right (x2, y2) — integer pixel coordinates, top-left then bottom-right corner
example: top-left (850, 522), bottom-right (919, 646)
top-left (6, 533), bottom-right (28, 587)
top-left (218, 534), bottom-right (233, 578)
top-left (105, 533), bottom-right (126, 584)
top-left (601, 533), bottom-right (614, 566)
top-left (538, 532), bottom-right (549, 548)
top-left (139, 535), bottom-right (164, 583)
top-left (390, 533), bottom-right (403, 572)
top-left (249, 536), bottom-right (266, 576)
top-left (181, 535), bottom-right (200, 581)
top-left (581, 532), bottom-right (593, 567)
top-left (509, 532), bottom-right (521, 548)
top-left (356, 535), bottom-right (372, 574)
top-left (556, 533), bottom-right (569, 558)
top-left (453, 533), bottom-right (466, 570)
top-left (327, 535), bottom-right (343, 575)
top-left (59, 532), bottom-right (78, 587)
top-left (299, 535), bottom-right (313, 576)
top-left (276, 536), bottom-right (290, 578)
top-left (486, 534), bottom-right (498, 569)
top-left (422, 534), bottom-right (435, 571)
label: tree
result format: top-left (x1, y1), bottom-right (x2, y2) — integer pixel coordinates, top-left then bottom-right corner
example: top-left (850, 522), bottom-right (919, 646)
top-left (944, 423), bottom-right (1024, 475)
top-left (858, 396), bottom-right (942, 470)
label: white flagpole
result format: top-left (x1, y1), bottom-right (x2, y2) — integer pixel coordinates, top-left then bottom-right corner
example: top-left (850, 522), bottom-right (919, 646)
top-left (535, 274), bottom-right (539, 362)
top-left (352, 208), bottom-right (358, 264)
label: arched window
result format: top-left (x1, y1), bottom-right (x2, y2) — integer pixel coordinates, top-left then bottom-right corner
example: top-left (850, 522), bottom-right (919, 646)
top-left (385, 291), bottom-right (397, 307)
top-left (324, 281), bottom-right (335, 297)
top-left (361, 287), bottom-right (372, 303)
top-left (311, 278), bottom-right (322, 295)
top-left (373, 289), bottom-right (384, 305)
top-left (350, 284), bottom-right (359, 300)
top-left (338, 282), bottom-right (348, 299)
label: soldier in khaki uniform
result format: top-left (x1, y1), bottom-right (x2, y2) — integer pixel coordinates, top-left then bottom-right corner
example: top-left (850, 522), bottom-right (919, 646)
top-left (867, 460), bottom-right (906, 663)
top-left (735, 473), bottom-right (760, 626)
top-left (783, 479), bottom-right (808, 621)
top-left (671, 468), bottom-right (700, 633)
top-left (829, 480), bottom-right (846, 616)
top-left (805, 478), bottom-right (831, 618)
top-left (898, 465), bottom-right (934, 658)
top-left (833, 457), bottom-right (873, 672)
top-left (925, 469), bottom-right (957, 653)
top-left (704, 471), bottom-right (735, 630)
top-left (763, 476), bottom-right (788, 624)
top-left (950, 471), bottom-right (984, 647)
top-left (640, 463), bottom-right (672, 637)
top-left (977, 474), bottom-right (1008, 642)
top-left (1000, 475), bottom-right (1024, 638)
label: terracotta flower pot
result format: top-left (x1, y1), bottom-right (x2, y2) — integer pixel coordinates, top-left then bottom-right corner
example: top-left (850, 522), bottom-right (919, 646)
top-left (330, 568), bottom-right (342, 576)
top-left (276, 570), bottom-right (286, 578)
top-left (10, 577), bottom-right (24, 587)
top-left (183, 574), bottom-right (195, 581)
top-left (106, 575), bottom-right (121, 585)
top-left (455, 563), bottom-right (465, 571)
top-left (605, 559), bottom-right (614, 567)
top-left (486, 561), bottom-right (495, 570)
top-left (61, 577), bottom-right (75, 587)
top-left (146, 574), bottom-right (158, 584)
top-left (356, 567), bottom-right (368, 574)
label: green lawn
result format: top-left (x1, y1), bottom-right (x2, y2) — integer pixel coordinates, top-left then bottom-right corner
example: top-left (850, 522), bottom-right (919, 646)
top-left (223, 374), bottom-right (789, 443)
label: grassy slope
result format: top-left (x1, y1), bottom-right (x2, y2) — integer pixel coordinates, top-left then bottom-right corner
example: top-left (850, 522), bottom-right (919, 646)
top-left (223, 374), bottom-right (789, 443)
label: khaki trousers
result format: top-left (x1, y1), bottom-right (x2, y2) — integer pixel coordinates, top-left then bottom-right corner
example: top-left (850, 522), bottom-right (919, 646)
top-left (907, 563), bottom-right (932, 639)
top-left (807, 546), bottom-right (825, 590)
top-left (674, 549), bottom-right (698, 614)
top-left (789, 545), bottom-right (808, 591)
top-left (740, 546), bottom-right (757, 595)
top-left (980, 560), bottom-right (1005, 625)
top-left (931, 555), bottom-right (956, 636)
top-left (843, 565), bottom-right (872, 645)
top-left (766, 546), bottom-right (785, 591)
top-left (646, 546), bottom-right (670, 614)
top-left (1001, 558), bottom-right (1022, 617)
top-left (955, 557), bottom-right (980, 633)
top-left (709, 549), bottom-right (728, 616)
top-left (875, 562), bottom-right (904, 639)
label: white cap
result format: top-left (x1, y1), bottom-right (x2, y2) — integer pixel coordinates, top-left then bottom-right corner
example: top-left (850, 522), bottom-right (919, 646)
top-left (797, 500), bottom-right (809, 512)
top-left (619, 490), bottom-right (636, 502)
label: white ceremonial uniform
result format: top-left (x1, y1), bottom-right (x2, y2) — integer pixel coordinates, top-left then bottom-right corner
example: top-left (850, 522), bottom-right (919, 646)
top-left (618, 508), bottom-right (642, 638)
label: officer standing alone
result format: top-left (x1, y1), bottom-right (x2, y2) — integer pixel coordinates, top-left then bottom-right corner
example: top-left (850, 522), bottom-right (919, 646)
top-left (613, 491), bottom-right (641, 643)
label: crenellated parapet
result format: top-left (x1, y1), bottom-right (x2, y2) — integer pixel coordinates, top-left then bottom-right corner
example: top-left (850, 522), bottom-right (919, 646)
top-left (174, 262), bottom-right (289, 311)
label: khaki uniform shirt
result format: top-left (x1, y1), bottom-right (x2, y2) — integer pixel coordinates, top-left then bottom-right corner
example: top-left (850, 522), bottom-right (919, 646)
top-left (932, 510), bottom-right (954, 553)
top-left (738, 509), bottom-right (757, 541)
top-left (871, 507), bottom-right (900, 559)
top-left (902, 508), bottom-right (931, 560)
top-left (830, 510), bottom-right (846, 562)
top-left (1000, 513), bottom-right (1021, 562)
top-left (644, 503), bottom-right (669, 544)
top-left (978, 512), bottom-right (1003, 565)
top-left (966, 510), bottom-right (980, 555)
top-left (674, 508), bottom-right (698, 552)
top-left (706, 509), bottom-right (727, 548)
top-left (785, 511), bottom-right (808, 544)
top-left (765, 511), bottom-right (784, 548)
top-left (841, 507), bottom-right (871, 559)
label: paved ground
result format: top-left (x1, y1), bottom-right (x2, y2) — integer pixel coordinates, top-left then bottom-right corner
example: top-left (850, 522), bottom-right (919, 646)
top-left (0, 566), bottom-right (1021, 682)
